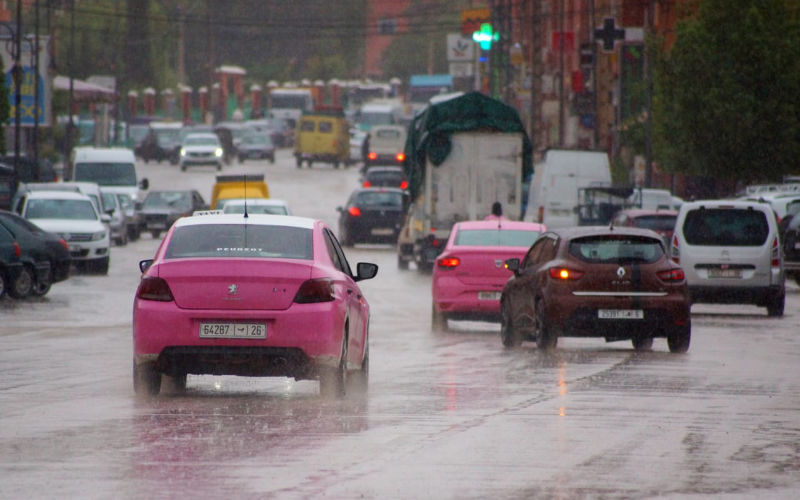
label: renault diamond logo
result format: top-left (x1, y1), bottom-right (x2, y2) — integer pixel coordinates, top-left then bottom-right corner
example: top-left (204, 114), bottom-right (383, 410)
top-left (228, 284), bottom-right (238, 295)
top-left (616, 267), bottom-right (626, 278)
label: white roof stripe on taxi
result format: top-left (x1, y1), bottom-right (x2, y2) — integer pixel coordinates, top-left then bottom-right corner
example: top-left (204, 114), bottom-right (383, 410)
top-left (174, 213), bottom-right (315, 229)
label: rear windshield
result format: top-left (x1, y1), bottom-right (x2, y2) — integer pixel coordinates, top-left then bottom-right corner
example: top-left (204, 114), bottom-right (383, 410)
top-left (165, 224), bottom-right (312, 259)
top-left (683, 208), bottom-right (769, 246)
top-left (569, 235), bottom-right (664, 264)
top-left (375, 129), bottom-right (401, 139)
top-left (455, 229), bottom-right (542, 247)
top-left (143, 191), bottom-right (191, 211)
top-left (368, 171), bottom-right (404, 183)
top-left (74, 162), bottom-right (136, 186)
top-left (355, 191), bottom-right (402, 207)
top-left (631, 214), bottom-right (677, 232)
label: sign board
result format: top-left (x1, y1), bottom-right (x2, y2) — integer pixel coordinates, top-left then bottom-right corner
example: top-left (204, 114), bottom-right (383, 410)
top-left (1, 35), bottom-right (51, 127)
top-left (461, 7), bottom-right (490, 36)
top-left (447, 33), bottom-right (474, 62)
top-left (449, 62), bottom-right (473, 78)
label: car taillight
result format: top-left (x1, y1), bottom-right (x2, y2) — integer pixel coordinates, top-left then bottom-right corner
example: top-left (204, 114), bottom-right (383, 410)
top-left (438, 257), bottom-right (460, 269)
top-left (670, 235), bottom-right (680, 264)
top-left (771, 236), bottom-right (780, 267)
top-left (400, 180), bottom-right (409, 190)
top-left (396, 153), bottom-right (405, 162)
top-left (537, 206), bottom-right (544, 223)
top-left (658, 268), bottom-right (685, 282)
top-left (58, 238), bottom-right (69, 250)
top-left (348, 206), bottom-right (362, 217)
top-left (293, 278), bottom-right (335, 303)
top-left (549, 267), bottom-right (584, 280)
top-left (136, 276), bottom-right (174, 302)
top-left (12, 241), bottom-right (21, 257)
top-left (368, 152), bottom-right (377, 160)
top-left (363, 181), bottom-right (372, 188)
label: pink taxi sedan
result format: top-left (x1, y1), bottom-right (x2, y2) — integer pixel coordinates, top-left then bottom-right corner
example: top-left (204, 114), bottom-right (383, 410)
top-left (132, 212), bottom-right (378, 397)
top-left (432, 220), bottom-right (545, 331)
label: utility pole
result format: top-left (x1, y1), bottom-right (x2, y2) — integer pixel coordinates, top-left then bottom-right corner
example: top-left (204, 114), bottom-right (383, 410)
top-left (33, 0), bottom-right (40, 163)
top-left (13, 0), bottom-right (22, 174)
top-left (558, 0), bottom-right (565, 147)
top-left (644, 0), bottom-right (655, 188)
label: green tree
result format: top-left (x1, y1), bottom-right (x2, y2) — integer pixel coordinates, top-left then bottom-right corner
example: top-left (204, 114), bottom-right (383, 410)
top-left (653, 0), bottom-right (800, 185)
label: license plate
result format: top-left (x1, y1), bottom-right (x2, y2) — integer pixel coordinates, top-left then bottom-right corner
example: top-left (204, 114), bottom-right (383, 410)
top-left (708, 268), bottom-right (741, 278)
top-left (478, 291), bottom-right (501, 300)
top-left (794, 242), bottom-right (800, 250)
top-left (248, 152), bottom-right (261, 158)
top-left (149, 223), bottom-right (166, 229)
top-left (371, 228), bottom-right (394, 235)
top-left (69, 245), bottom-right (81, 252)
top-left (598, 309), bottom-right (643, 319)
top-left (199, 322), bottom-right (266, 339)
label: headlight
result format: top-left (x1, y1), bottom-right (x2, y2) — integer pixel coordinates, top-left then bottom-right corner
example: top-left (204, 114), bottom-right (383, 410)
top-left (214, 147), bottom-right (223, 157)
top-left (92, 230), bottom-right (107, 241)
top-left (180, 148), bottom-right (187, 157)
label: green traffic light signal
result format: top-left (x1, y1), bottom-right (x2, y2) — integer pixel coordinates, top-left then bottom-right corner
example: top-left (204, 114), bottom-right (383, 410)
top-left (472, 23), bottom-right (498, 50)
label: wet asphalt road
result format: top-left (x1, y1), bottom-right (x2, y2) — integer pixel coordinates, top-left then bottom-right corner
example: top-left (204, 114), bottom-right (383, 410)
top-left (2, 150), bottom-right (800, 499)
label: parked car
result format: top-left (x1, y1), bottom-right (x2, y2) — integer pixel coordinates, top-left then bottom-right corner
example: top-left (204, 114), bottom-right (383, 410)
top-left (115, 192), bottom-right (141, 241)
top-left (136, 122), bottom-right (182, 164)
top-left (361, 166), bottom-right (408, 190)
top-left (611, 208), bottom-right (678, 247)
top-left (501, 226), bottom-right (691, 352)
top-left (0, 162), bottom-right (18, 211)
top-left (0, 223), bottom-right (48, 299)
top-left (139, 190), bottom-right (208, 239)
top-left (237, 133), bottom-right (276, 163)
top-left (18, 190), bottom-right (110, 274)
top-left (337, 187), bottom-right (406, 246)
top-left (100, 189), bottom-right (129, 246)
top-left (349, 128), bottom-right (368, 166)
top-left (178, 133), bottom-right (224, 171)
top-left (0, 210), bottom-right (71, 297)
top-left (132, 212), bottom-right (378, 397)
top-left (781, 213), bottom-right (800, 286)
top-left (431, 220), bottom-right (545, 331)
top-left (221, 198), bottom-right (290, 215)
top-left (671, 200), bottom-right (785, 316)
top-left (364, 124), bottom-right (407, 168)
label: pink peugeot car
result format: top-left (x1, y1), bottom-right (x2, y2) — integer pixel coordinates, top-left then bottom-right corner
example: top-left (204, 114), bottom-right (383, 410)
top-left (132, 212), bottom-right (378, 397)
top-left (432, 220), bottom-right (545, 331)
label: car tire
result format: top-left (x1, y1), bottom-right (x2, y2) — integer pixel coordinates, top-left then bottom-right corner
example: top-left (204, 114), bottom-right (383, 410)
top-left (320, 337), bottom-right (347, 398)
top-left (500, 298), bottom-right (522, 347)
top-left (216, 162), bottom-right (222, 171)
top-left (133, 361), bottom-right (161, 396)
top-left (8, 265), bottom-right (34, 299)
top-left (397, 254), bottom-right (409, 270)
top-left (269, 156), bottom-right (275, 164)
top-left (632, 336), bottom-right (653, 351)
top-left (535, 299), bottom-right (557, 351)
top-left (295, 156), bottom-right (302, 168)
top-left (94, 257), bottom-right (110, 275)
top-left (128, 225), bottom-right (139, 241)
top-left (766, 289), bottom-right (785, 317)
top-left (162, 373), bottom-right (187, 394)
top-left (238, 155), bottom-right (244, 164)
top-left (31, 267), bottom-right (52, 297)
top-left (431, 303), bottom-right (448, 332)
top-left (0, 270), bottom-right (7, 298)
top-left (795, 275), bottom-right (800, 287)
top-left (333, 161), bottom-right (340, 169)
top-left (667, 321), bottom-right (691, 353)
top-left (151, 230), bottom-right (161, 239)
top-left (347, 340), bottom-right (369, 395)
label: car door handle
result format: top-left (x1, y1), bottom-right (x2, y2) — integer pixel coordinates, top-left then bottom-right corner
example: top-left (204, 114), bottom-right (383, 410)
top-left (347, 289), bottom-right (353, 295)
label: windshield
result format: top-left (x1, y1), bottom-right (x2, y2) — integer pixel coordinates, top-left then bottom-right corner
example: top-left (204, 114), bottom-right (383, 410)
top-left (25, 198), bottom-right (98, 220)
top-left (359, 112), bottom-right (394, 127)
top-left (74, 163), bottom-right (137, 186)
top-left (153, 128), bottom-right (181, 145)
top-left (455, 229), bottom-right (542, 247)
top-left (128, 125), bottom-right (148, 142)
top-left (143, 191), bottom-right (192, 211)
top-left (183, 136), bottom-right (219, 146)
top-left (165, 224), bottom-right (312, 259)
top-left (270, 94), bottom-right (311, 109)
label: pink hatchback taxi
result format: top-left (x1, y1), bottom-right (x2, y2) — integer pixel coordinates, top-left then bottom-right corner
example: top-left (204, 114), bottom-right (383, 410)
top-left (132, 212), bottom-right (378, 397)
top-left (432, 220), bottom-right (545, 331)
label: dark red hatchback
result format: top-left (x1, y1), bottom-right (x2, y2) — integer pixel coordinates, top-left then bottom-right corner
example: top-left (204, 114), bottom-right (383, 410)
top-left (500, 226), bottom-right (691, 352)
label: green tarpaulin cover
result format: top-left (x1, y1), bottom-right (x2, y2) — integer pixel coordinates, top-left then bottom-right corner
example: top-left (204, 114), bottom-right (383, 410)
top-left (403, 91), bottom-right (533, 199)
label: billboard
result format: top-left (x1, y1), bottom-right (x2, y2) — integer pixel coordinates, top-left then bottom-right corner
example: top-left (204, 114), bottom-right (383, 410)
top-left (1, 35), bottom-right (51, 127)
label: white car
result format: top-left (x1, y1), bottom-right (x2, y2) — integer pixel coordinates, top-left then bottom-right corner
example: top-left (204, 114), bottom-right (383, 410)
top-left (221, 198), bottom-right (291, 215)
top-left (19, 190), bottom-right (111, 274)
top-left (179, 133), bottom-right (224, 171)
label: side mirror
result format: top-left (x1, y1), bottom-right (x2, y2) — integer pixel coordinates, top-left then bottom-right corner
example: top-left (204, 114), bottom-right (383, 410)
top-left (505, 258), bottom-right (520, 276)
top-left (354, 262), bottom-right (378, 282)
top-left (140, 178), bottom-right (149, 190)
top-left (100, 213), bottom-right (111, 223)
top-left (336, 206), bottom-right (344, 213)
top-left (139, 259), bottom-right (153, 274)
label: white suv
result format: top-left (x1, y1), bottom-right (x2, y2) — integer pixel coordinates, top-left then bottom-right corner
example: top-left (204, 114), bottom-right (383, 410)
top-left (671, 200), bottom-right (785, 316)
top-left (19, 190), bottom-right (111, 274)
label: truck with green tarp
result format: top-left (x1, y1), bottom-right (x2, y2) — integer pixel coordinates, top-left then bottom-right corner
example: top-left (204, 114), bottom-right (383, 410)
top-left (397, 91), bottom-right (534, 271)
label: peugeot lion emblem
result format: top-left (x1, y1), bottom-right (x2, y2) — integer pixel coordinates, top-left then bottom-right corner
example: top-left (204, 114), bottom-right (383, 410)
top-left (228, 284), bottom-right (238, 295)
top-left (494, 259), bottom-right (503, 268)
top-left (616, 267), bottom-right (626, 278)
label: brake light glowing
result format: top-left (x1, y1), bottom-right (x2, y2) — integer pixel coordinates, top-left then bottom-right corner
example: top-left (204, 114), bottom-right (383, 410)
top-left (363, 181), bottom-right (372, 188)
top-left (368, 152), bottom-right (377, 161)
top-left (293, 278), bottom-right (335, 303)
top-left (438, 257), bottom-right (460, 269)
top-left (12, 241), bottom-right (20, 257)
top-left (549, 267), bottom-right (584, 280)
top-left (400, 180), bottom-right (408, 190)
top-left (396, 153), bottom-right (405, 162)
top-left (771, 236), bottom-right (780, 267)
top-left (670, 235), bottom-right (680, 264)
top-left (348, 206), bottom-right (362, 217)
top-left (658, 268), bottom-right (685, 282)
top-left (136, 277), bottom-right (174, 302)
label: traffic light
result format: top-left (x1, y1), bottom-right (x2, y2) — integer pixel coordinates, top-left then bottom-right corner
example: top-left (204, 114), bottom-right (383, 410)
top-left (472, 23), bottom-right (499, 50)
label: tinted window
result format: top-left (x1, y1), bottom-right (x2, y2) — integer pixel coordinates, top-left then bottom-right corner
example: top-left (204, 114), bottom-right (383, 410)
top-left (224, 204), bottom-right (288, 215)
top-left (455, 229), bottom-right (541, 247)
top-left (569, 235), bottom-right (664, 264)
top-left (300, 120), bottom-right (315, 132)
top-left (143, 191), bottom-right (192, 211)
top-left (354, 191), bottom-right (402, 207)
top-left (318, 121), bottom-right (333, 133)
top-left (165, 224), bottom-right (312, 260)
top-left (74, 162), bottom-right (137, 186)
top-left (683, 208), bottom-right (769, 246)
top-left (375, 129), bottom-right (401, 139)
top-left (631, 214), bottom-right (677, 232)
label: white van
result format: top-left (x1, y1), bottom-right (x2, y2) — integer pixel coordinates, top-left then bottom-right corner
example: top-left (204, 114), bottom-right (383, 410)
top-left (68, 147), bottom-right (149, 203)
top-left (523, 149), bottom-right (611, 228)
top-left (628, 188), bottom-right (683, 210)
